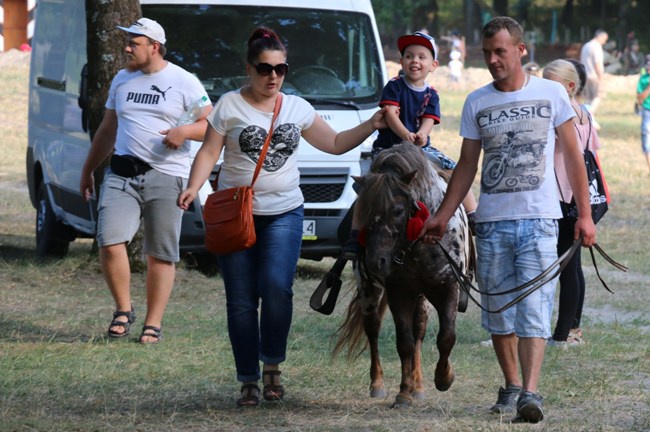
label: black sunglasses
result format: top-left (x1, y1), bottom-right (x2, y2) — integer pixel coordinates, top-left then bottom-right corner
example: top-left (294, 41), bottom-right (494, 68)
top-left (253, 62), bottom-right (289, 77)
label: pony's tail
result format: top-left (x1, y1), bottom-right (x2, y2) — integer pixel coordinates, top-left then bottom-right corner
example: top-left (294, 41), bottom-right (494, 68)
top-left (332, 287), bottom-right (388, 362)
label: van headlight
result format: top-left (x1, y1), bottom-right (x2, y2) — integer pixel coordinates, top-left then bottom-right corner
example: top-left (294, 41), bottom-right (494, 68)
top-left (359, 130), bottom-right (378, 159)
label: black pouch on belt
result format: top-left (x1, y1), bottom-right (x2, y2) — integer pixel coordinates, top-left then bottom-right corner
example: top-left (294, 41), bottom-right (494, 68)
top-left (110, 154), bottom-right (153, 177)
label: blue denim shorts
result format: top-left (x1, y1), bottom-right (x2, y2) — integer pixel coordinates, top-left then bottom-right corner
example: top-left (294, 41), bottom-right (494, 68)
top-left (474, 219), bottom-right (559, 338)
top-left (421, 146), bottom-right (457, 170)
top-left (372, 145), bottom-right (457, 170)
top-left (641, 109), bottom-right (650, 154)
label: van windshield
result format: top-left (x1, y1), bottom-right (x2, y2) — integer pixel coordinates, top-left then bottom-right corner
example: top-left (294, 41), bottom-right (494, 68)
top-left (144, 5), bottom-right (384, 108)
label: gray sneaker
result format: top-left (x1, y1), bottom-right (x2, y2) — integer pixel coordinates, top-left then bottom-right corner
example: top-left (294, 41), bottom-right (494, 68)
top-left (489, 384), bottom-right (522, 414)
top-left (515, 391), bottom-right (544, 423)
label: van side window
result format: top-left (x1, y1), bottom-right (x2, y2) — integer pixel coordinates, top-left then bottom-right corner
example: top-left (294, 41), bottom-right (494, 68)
top-left (31, 2), bottom-right (72, 86)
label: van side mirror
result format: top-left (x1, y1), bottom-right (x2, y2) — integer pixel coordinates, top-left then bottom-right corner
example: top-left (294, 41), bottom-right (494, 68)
top-left (78, 63), bottom-right (89, 133)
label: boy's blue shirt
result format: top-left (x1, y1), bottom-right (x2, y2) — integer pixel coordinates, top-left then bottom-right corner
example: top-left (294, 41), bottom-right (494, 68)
top-left (373, 76), bottom-right (441, 150)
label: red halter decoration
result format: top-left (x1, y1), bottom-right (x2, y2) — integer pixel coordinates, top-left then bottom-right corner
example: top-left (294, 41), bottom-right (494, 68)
top-left (406, 201), bottom-right (430, 241)
top-left (357, 200), bottom-right (429, 247)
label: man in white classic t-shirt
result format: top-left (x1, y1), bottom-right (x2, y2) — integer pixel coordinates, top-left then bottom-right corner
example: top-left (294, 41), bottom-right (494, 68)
top-left (421, 16), bottom-right (596, 424)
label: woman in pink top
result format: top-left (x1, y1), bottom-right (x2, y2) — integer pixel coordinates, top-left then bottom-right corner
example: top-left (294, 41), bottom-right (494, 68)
top-left (544, 58), bottom-right (601, 347)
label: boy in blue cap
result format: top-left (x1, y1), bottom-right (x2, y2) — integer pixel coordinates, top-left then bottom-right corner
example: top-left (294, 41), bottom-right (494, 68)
top-left (343, 31), bottom-right (476, 259)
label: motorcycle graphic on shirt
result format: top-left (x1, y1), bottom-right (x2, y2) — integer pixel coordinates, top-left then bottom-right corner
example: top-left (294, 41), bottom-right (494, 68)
top-left (478, 100), bottom-right (551, 194)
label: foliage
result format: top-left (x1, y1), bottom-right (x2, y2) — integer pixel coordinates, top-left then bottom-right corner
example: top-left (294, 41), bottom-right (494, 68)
top-left (371, 0), bottom-right (650, 62)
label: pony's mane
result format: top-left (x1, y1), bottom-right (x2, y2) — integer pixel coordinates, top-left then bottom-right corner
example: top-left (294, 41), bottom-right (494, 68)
top-left (356, 143), bottom-right (446, 228)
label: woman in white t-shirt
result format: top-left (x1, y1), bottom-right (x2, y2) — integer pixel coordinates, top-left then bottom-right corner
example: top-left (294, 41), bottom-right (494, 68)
top-left (178, 27), bottom-right (387, 408)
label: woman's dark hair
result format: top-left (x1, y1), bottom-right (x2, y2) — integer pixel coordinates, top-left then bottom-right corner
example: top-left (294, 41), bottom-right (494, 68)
top-left (247, 27), bottom-right (286, 64)
top-left (566, 58), bottom-right (587, 96)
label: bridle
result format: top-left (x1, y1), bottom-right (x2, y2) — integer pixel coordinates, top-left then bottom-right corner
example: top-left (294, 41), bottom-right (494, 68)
top-left (387, 198), bottom-right (627, 313)
top-left (433, 236), bottom-right (627, 314)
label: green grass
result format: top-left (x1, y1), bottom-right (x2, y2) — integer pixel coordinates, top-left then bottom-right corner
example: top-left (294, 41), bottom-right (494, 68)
top-left (1, 59), bottom-right (648, 431)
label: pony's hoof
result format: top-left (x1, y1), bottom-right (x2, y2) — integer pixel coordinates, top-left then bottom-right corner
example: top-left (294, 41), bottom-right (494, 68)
top-left (434, 363), bottom-right (455, 391)
top-left (412, 390), bottom-right (426, 400)
top-left (370, 387), bottom-right (387, 398)
top-left (391, 394), bottom-right (413, 408)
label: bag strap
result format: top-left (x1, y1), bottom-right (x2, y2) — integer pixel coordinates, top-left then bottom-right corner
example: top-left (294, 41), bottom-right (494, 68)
top-left (250, 93), bottom-right (283, 187)
top-left (554, 113), bottom-right (591, 204)
top-left (585, 109), bottom-right (592, 149)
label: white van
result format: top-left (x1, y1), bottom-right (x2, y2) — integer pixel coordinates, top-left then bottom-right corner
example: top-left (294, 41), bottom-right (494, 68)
top-left (27, 0), bottom-right (387, 260)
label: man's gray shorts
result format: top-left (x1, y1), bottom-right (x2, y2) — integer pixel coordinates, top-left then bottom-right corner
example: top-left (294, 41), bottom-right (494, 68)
top-left (96, 169), bottom-right (187, 262)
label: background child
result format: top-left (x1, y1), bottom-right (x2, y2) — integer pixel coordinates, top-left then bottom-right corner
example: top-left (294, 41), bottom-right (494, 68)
top-left (449, 49), bottom-right (463, 88)
top-left (343, 31), bottom-right (477, 259)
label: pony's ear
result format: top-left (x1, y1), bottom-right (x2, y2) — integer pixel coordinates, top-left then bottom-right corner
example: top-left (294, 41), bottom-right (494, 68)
top-left (401, 170), bottom-right (418, 185)
top-left (352, 175), bottom-right (365, 185)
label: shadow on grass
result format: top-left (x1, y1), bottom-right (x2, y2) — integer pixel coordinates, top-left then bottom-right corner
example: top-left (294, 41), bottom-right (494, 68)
top-left (181, 252), bottom-right (220, 277)
top-left (0, 316), bottom-right (105, 343)
top-left (0, 242), bottom-right (40, 263)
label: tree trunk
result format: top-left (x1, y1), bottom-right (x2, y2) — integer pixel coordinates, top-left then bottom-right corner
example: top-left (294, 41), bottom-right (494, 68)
top-left (85, 0), bottom-right (145, 271)
top-left (560, 0), bottom-right (574, 28)
top-left (493, 0), bottom-right (508, 16)
top-left (411, 1), bottom-right (438, 36)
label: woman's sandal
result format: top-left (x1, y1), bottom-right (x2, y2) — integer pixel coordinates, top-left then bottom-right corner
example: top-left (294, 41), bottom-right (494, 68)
top-left (236, 383), bottom-right (260, 407)
top-left (262, 370), bottom-right (285, 401)
top-left (139, 325), bottom-right (162, 344)
top-left (108, 307), bottom-right (136, 338)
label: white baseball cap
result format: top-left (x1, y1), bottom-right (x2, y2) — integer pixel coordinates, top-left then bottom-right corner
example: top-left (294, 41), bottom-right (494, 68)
top-left (116, 18), bottom-right (166, 45)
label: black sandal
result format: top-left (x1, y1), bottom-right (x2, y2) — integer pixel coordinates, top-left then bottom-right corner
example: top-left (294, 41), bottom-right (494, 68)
top-left (262, 370), bottom-right (285, 401)
top-left (236, 383), bottom-right (260, 407)
top-left (108, 307), bottom-right (136, 338)
top-left (139, 325), bottom-right (162, 344)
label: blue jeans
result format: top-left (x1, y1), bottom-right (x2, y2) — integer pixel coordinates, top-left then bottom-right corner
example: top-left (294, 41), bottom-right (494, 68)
top-left (474, 219), bottom-right (558, 339)
top-left (641, 108), bottom-right (650, 154)
top-left (217, 206), bottom-right (303, 383)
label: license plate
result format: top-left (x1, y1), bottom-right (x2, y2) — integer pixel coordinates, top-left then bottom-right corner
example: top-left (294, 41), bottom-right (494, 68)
top-left (303, 219), bottom-right (316, 240)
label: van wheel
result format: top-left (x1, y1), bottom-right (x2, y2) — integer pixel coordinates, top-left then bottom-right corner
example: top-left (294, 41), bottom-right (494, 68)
top-left (36, 181), bottom-right (70, 257)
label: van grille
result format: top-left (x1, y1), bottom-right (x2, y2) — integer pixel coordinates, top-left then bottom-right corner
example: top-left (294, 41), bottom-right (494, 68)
top-left (298, 167), bottom-right (349, 203)
top-left (300, 183), bottom-right (345, 202)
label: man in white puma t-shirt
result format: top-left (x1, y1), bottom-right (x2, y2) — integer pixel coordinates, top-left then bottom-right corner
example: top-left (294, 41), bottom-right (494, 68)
top-left (80, 18), bottom-right (211, 344)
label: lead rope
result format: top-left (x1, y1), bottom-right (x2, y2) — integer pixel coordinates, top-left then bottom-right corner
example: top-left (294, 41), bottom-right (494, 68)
top-left (433, 237), bottom-right (626, 313)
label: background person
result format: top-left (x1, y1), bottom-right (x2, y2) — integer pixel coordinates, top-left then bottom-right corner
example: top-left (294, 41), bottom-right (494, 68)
top-left (544, 59), bottom-right (601, 348)
top-left (449, 49), bottom-right (464, 88)
top-left (580, 29), bottom-right (609, 129)
top-left (420, 17), bottom-right (596, 424)
top-left (79, 18), bottom-right (211, 344)
top-left (636, 54), bottom-right (650, 174)
top-left (623, 39), bottom-right (644, 75)
top-left (177, 27), bottom-right (387, 407)
top-left (523, 61), bottom-right (540, 77)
